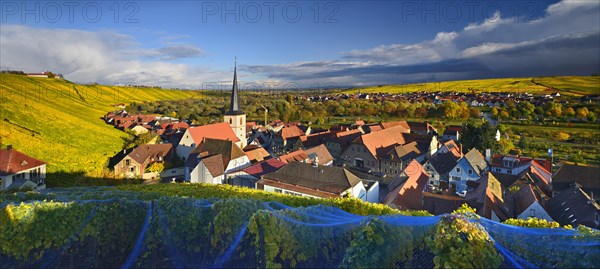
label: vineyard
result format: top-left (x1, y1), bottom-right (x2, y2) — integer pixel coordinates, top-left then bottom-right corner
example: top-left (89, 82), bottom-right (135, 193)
top-left (1, 187), bottom-right (599, 268)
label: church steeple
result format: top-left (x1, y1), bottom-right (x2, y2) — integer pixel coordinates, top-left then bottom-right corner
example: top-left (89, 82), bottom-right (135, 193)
top-left (224, 58), bottom-right (247, 148)
top-left (226, 58), bottom-right (244, 115)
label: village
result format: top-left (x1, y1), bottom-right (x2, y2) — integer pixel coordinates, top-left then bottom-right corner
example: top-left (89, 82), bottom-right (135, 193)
top-left (3, 65), bottom-right (597, 230)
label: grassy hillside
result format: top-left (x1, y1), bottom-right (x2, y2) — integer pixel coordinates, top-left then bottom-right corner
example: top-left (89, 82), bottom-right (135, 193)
top-left (344, 76), bottom-right (600, 96)
top-left (0, 74), bottom-right (201, 185)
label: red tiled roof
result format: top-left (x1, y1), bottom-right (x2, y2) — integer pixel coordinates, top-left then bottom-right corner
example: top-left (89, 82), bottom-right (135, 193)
top-left (244, 147), bottom-right (271, 163)
top-left (304, 144), bottom-right (334, 165)
top-left (278, 149), bottom-right (309, 163)
top-left (353, 125), bottom-right (408, 159)
top-left (187, 122), bottom-right (240, 144)
top-left (383, 160), bottom-right (430, 210)
top-left (242, 158), bottom-right (286, 179)
top-left (278, 125), bottom-right (305, 140)
top-left (441, 140), bottom-right (462, 159)
top-left (381, 121), bottom-right (411, 132)
top-left (0, 148), bottom-right (46, 176)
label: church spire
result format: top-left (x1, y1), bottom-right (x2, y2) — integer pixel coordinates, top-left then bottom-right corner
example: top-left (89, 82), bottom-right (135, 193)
top-left (226, 58), bottom-right (244, 115)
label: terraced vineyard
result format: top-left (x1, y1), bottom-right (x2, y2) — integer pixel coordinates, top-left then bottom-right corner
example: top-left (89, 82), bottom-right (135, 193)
top-left (0, 74), bottom-right (202, 186)
top-left (0, 185), bottom-right (598, 268)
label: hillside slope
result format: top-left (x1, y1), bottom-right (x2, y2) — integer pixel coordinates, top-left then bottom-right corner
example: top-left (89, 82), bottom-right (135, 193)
top-left (344, 76), bottom-right (600, 95)
top-left (0, 74), bottom-right (201, 185)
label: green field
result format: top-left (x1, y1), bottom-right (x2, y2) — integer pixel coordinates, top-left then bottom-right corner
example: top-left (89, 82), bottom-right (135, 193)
top-left (0, 74), bottom-right (202, 185)
top-left (344, 76), bottom-right (600, 96)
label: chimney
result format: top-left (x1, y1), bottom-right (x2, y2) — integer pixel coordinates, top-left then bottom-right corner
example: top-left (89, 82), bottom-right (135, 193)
top-left (485, 149), bottom-right (491, 163)
top-left (6, 145), bottom-right (13, 150)
top-left (460, 143), bottom-right (463, 157)
top-left (313, 156), bottom-right (319, 167)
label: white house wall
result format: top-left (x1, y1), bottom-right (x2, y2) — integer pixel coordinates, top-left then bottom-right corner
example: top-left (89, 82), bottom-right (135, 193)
top-left (176, 129), bottom-right (196, 160)
top-left (518, 201), bottom-right (554, 222)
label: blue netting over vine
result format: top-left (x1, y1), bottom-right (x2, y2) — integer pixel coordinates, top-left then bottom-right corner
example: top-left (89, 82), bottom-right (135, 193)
top-left (0, 187), bottom-right (598, 268)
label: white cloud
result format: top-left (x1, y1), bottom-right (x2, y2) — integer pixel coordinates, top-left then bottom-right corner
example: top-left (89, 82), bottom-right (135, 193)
top-left (0, 25), bottom-right (219, 88)
top-left (246, 0), bottom-right (600, 85)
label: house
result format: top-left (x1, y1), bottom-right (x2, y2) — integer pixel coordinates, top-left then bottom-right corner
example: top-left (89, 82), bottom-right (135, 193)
top-left (442, 125), bottom-right (462, 141)
top-left (270, 124), bottom-right (305, 155)
top-left (510, 184), bottom-right (553, 221)
top-left (294, 131), bottom-right (336, 150)
top-left (185, 153), bottom-right (225, 184)
top-left (257, 162), bottom-right (377, 201)
top-left (383, 160), bottom-right (430, 210)
top-left (406, 121), bottom-right (437, 135)
top-left (0, 146), bottom-right (46, 191)
top-left (490, 155), bottom-right (534, 176)
top-left (325, 129), bottom-right (362, 160)
top-left (379, 141), bottom-right (425, 178)
top-left (436, 140), bottom-right (462, 159)
top-left (552, 164), bottom-right (599, 199)
top-left (423, 191), bottom-right (465, 215)
top-left (492, 158), bottom-right (553, 196)
top-left (423, 151), bottom-right (460, 188)
top-left (339, 125), bottom-right (410, 173)
top-left (464, 172), bottom-right (510, 222)
top-left (226, 158), bottom-right (287, 188)
top-left (185, 138), bottom-right (250, 184)
top-left (113, 144), bottom-right (173, 179)
top-left (403, 133), bottom-right (439, 159)
top-left (243, 145), bottom-right (271, 163)
top-left (277, 144), bottom-right (334, 166)
top-left (547, 185), bottom-right (600, 229)
top-left (304, 144), bottom-right (334, 166)
top-left (448, 148), bottom-right (488, 193)
top-left (278, 149), bottom-right (309, 164)
top-left (176, 122), bottom-right (240, 160)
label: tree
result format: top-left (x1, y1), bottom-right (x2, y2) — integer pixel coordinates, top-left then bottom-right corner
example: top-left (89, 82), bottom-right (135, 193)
top-left (556, 132), bottom-right (570, 141)
top-left (459, 122), bottom-right (497, 154)
top-left (497, 138), bottom-right (515, 155)
top-left (491, 107), bottom-right (499, 118)
top-left (518, 135), bottom-right (528, 148)
top-left (146, 162), bottom-right (165, 174)
top-left (576, 107), bottom-right (589, 119)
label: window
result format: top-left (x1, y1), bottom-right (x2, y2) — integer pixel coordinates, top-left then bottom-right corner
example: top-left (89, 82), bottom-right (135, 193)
top-left (274, 188), bottom-right (282, 193)
top-left (229, 118), bottom-right (232, 124)
top-left (530, 209), bottom-right (536, 217)
top-left (126, 159), bottom-right (130, 166)
top-left (456, 167), bottom-right (461, 173)
top-left (508, 169), bottom-right (512, 174)
top-left (495, 168), bottom-right (501, 172)
top-left (129, 166), bottom-right (135, 172)
top-left (451, 176), bottom-right (461, 181)
top-left (363, 148), bottom-right (366, 153)
top-left (240, 118), bottom-right (243, 125)
top-left (468, 169), bottom-right (473, 175)
top-left (595, 213), bottom-right (600, 225)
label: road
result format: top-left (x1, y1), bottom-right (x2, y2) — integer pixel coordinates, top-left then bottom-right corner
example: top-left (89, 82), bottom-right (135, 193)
top-left (482, 112), bottom-right (498, 126)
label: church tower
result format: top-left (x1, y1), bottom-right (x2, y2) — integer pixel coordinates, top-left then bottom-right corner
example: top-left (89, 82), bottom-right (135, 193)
top-left (224, 60), bottom-right (246, 148)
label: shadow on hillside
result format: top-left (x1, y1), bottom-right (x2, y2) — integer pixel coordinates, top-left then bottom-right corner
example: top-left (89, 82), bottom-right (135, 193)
top-left (45, 171), bottom-right (143, 188)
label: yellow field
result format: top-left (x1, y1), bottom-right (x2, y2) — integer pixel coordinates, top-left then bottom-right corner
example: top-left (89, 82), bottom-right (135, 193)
top-left (0, 74), bottom-right (202, 185)
top-left (344, 76), bottom-right (600, 96)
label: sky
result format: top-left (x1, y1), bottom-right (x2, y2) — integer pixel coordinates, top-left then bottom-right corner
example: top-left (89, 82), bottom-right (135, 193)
top-left (1, 0), bottom-right (599, 89)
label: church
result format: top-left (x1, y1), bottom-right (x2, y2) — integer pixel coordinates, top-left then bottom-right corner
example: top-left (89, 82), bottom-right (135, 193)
top-left (175, 62), bottom-right (247, 160)
top-left (224, 61), bottom-right (247, 148)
